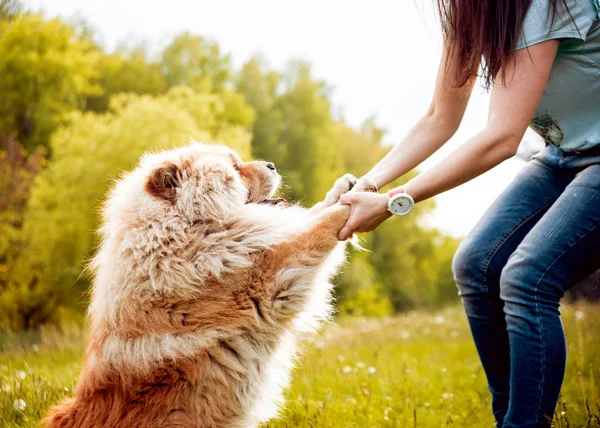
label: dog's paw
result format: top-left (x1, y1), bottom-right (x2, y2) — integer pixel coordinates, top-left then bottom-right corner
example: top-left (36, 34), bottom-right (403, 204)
top-left (350, 177), bottom-right (378, 193)
top-left (326, 173), bottom-right (357, 203)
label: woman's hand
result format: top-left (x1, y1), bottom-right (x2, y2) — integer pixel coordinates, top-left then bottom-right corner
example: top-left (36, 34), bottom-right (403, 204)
top-left (338, 192), bottom-right (392, 240)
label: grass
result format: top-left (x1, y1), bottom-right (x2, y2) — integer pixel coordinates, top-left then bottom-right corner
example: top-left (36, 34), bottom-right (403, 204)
top-left (0, 304), bottom-right (598, 427)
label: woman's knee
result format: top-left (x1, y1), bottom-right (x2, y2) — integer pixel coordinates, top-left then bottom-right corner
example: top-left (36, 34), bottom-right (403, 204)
top-left (453, 238), bottom-right (490, 297)
top-left (499, 253), bottom-right (563, 313)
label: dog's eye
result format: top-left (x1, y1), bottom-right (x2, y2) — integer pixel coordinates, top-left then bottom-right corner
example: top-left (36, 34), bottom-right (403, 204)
top-left (233, 163), bottom-right (240, 172)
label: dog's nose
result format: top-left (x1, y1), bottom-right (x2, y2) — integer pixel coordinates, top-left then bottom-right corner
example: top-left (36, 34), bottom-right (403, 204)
top-left (265, 162), bottom-right (276, 171)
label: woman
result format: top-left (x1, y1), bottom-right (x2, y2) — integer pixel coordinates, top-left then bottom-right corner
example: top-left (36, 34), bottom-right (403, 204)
top-left (338, 0), bottom-right (600, 426)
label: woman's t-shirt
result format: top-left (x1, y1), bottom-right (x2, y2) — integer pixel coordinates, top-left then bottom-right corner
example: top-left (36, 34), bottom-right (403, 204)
top-left (516, 0), bottom-right (600, 152)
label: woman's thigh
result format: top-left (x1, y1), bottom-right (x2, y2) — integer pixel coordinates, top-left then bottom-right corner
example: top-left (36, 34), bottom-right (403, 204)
top-left (453, 157), bottom-right (573, 297)
top-left (500, 164), bottom-right (600, 306)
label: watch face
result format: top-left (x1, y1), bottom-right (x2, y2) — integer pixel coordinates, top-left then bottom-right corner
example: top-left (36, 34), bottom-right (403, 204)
top-left (389, 194), bottom-right (414, 216)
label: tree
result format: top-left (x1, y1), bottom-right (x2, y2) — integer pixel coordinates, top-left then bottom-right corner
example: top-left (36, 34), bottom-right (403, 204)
top-left (237, 57), bottom-right (283, 161)
top-left (0, 0), bottom-right (21, 21)
top-left (238, 59), bottom-right (343, 204)
top-left (85, 47), bottom-right (167, 112)
top-left (161, 33), bottom-right (231, 92)
top-left (0, 14), bottom-right (465, 329)
top-left (0, 135), bottom-right (44, 317)
top-left (2, 87), bottom-right (253, 330)
top-left (0, 14), bottom-right (100, 150)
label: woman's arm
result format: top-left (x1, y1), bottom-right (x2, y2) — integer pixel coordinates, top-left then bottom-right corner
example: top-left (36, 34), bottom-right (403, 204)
top-left (365, 47), bottom-right (475, 189)
top-left (402, 40), bottom-right (558, 202)
top-left (338, 39), bottom-right (559, 240)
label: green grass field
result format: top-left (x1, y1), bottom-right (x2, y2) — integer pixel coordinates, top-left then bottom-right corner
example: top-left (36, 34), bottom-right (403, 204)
top-left (0, 305), bottom-right (598, 427)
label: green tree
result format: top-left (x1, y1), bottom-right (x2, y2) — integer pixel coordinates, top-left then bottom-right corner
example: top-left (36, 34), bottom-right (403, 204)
top-left (85, 47), bottom-right (167, 112)
top-left (2, 87), bottom-right (253, 330)
top-left (237, 57), bottom-right (283, 160)
top-left (0, 14), bottom-right (100, 150)
top-left (238, 59), bottom-right (343, 204)
top-left (161, 33), bottom-right (231, 92)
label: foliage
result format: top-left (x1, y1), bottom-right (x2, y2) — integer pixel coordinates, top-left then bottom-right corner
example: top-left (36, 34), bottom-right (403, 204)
top-left (0, 305), bottom-right (598, 427)
top-left (238, 59), bottom-right (343, 204)
top-left (0, 14), bottom-right (100, 150)
top-left (0, 12), bottom-right (461, 329)
top-left (85, 48), bottom-right (167, 112)
top-left (0, 136), bottom-right (44, 316)
top-left (161, 33), bottom-right (231, 92)
top-left (337, 252), bottom-right (393, 317)
top-left (0, 0), bottom-right (20, 21)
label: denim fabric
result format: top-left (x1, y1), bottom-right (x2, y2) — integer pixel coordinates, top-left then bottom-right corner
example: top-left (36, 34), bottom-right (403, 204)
top-left (453, 144), bottom-right (600, 427)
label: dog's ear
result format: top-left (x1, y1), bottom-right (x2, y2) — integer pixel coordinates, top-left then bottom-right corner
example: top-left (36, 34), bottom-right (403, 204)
top-left (146, 163), bottom-right (180, 202)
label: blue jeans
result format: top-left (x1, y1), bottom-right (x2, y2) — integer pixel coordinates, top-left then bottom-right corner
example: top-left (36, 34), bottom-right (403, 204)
top-left (453, 144), bottom-right (600, 428)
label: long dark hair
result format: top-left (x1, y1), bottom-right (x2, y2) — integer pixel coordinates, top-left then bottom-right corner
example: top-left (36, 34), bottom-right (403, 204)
top-left (436, 0), bottom-right (572, 89)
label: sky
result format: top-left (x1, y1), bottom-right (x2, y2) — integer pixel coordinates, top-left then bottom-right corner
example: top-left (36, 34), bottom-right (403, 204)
top-left (29, 0), bottom-right (544, 237)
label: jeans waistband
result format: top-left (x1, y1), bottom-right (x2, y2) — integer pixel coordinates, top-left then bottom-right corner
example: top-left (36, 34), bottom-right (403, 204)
top-left (552, 144), bottom-right (600, 157)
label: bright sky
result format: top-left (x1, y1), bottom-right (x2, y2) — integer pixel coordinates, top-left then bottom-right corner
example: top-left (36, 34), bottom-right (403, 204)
top-left (30, 0), bottom-right (544, 237)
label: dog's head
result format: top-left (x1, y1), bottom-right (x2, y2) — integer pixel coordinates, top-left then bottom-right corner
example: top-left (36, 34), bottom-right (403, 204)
top-left (131, 142), bottom-right (281, 222)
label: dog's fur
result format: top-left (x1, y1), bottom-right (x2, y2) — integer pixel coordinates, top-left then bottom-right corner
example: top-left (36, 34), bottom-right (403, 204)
top-left (43, 142), bottom-right (374, 428)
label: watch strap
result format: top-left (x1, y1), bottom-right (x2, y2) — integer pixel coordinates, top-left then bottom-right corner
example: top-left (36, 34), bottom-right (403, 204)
top-left (389, 187), bottom-right (405, 198)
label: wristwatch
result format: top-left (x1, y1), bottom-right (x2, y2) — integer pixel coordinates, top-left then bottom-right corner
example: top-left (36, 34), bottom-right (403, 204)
top-left (388, 188), bottom-right (415, 216)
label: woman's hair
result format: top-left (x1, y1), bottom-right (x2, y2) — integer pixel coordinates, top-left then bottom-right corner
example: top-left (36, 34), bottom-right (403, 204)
top-left (436, 0), bottom-right (572, 89)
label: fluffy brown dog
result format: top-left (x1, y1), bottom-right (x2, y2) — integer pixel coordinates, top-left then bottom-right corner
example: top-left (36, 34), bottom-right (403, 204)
top-left (43, 142), bottom-right (374, 428)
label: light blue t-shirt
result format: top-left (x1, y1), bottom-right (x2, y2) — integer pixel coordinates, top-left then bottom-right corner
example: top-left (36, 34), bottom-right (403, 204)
top-left (516, 0), bottom-right (600, 152)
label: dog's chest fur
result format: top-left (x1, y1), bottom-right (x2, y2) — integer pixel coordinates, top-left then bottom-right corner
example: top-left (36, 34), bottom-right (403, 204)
top-left (82, 209), bottom-right (344, 427)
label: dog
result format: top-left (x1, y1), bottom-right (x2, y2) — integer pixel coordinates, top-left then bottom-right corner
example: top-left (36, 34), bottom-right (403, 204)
top-left (43, 142), bottom-right (375, 428)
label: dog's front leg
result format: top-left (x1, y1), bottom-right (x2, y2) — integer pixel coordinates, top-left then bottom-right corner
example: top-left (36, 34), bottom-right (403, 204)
top-left (309, 175), bottom-right (378, 216)
top-left (260, 204), bottom-right (351, 322)
top-left (308, 174), bottom-right (356, 216)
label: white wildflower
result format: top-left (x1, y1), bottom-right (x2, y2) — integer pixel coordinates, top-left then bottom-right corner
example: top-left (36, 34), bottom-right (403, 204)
top-left (13, 399), bottom-right (26, 411)
top-left (424, 402), bottom-right (431, 407)
top-left (434, 315), bottom-right (445, 325)
top-left (342, 365), bottom-right (352, 374)
top-left (441, 367), bottom-right (447, 373)
top-left (356, 362), bottom-right (365, 369)
top-left (3, 385), bottom-right (11, 392)
top-left (32, 344), bottom-right (39, 352)
top-left (368, 366), bottom-right (376, 374)
top-left (16, 370), bottom-right (26, 380)
top-left (575, 311), bottom-right (585, 320)
top-left (337, 354), bottom-right (345, 362)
